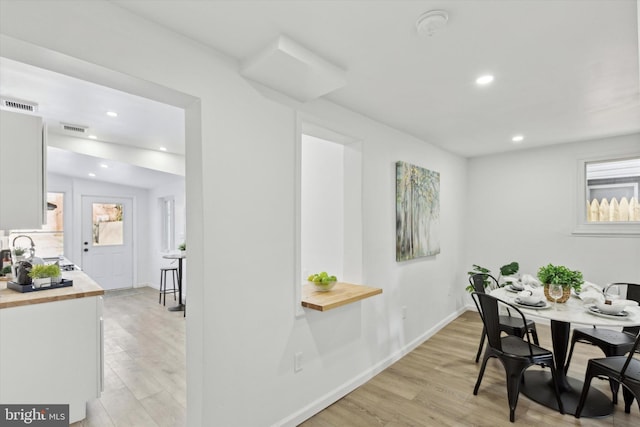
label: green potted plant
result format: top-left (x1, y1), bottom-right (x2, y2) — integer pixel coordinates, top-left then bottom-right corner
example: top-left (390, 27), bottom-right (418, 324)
top-left (465, 262), bottom-right (519, 292)
top-left (28, 264), bottom-right (62, 288)
top-left (0, 265), bottom-right (12, 278)
top-left (537, 263), bottom-right (584, 303)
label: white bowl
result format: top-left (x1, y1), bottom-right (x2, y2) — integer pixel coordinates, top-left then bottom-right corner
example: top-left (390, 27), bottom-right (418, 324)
top-left (519, 294), bottom-right (543, 305)
top-left (596, 301), bottom-right (626, 315)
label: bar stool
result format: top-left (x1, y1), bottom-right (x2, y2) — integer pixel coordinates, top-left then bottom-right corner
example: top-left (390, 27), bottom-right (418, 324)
top-left (159, 267), bottom-right (178, 306)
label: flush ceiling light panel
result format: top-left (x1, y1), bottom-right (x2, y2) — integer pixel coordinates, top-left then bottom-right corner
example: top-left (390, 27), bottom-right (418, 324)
top-left (416, 10), bottom-right (449, 37)
top-left (241, 35), bottom-right (347, 102)
top-left (0, 96), bottom-right (39, 112)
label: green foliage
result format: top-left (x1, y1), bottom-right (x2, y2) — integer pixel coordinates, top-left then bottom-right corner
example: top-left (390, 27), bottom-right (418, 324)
top-left (28, 264), bottom-right (61, 279)
top-left (12, 247), bottom-right (25, 256)
top-left (178, 242), bottom-right (186, 251)
top-left (465, 262), bottom-right (519, 293)
top-left (500, 262), bottom-right (520, 277)
top-left (1, 265), bottom-right (12, 276)
top-left (537, 263), bottom-right (583, 291)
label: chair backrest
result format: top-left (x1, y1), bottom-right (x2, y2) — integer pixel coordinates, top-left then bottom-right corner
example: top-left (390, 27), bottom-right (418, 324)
top-left (469, 273), bottom-right (500, 294)
top-left (606, 283), bottom-right (640, 335)
top-left (620, 332), bottom-right (640, 380)
top-left (472, 292), bottom-right (534, 357)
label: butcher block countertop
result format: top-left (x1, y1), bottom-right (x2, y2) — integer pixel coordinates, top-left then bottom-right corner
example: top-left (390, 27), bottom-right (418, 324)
top-left (0, 270), bottom-right (104, 309)
top-left (301, 282), bottom-right (382, 311)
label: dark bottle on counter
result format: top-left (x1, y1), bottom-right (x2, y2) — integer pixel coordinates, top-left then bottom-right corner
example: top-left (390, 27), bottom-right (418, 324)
top-left (2, 251), bottom-right (11, 270)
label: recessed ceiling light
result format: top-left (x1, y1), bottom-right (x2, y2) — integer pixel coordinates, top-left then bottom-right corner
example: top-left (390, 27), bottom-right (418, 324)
top-left (88, 135), bottom-right (97, 140)
top-left (88, 173), bottom-right (96, 177)
top-left (106, 111), bottom-right (118, 117)
top-left (512, 135), bottom-right (524, 143)
top-left (476, 75), bottom-right (494, 85)
top-left (159, 147), bottom-right (167, 152)
top-left (100, 163), bottom-right (108, 168)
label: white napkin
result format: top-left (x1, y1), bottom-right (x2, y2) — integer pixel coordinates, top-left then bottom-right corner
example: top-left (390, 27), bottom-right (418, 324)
top-left (521, 274), bottom-right (541, 288)
top-left (578, 281), bottom-right (605, 305)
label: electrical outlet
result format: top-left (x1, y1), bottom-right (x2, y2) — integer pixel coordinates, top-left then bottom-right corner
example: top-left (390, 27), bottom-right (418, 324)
top-left (294, 352), bottom-right (303, 372)
top-left (402, 306), bottom-right (407, 319)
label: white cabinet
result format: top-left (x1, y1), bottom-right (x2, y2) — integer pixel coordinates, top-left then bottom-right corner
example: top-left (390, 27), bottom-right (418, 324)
top-left (0, 109), bottom-right (46, 230)
top-left (0, 296), bottom-right (103, 424)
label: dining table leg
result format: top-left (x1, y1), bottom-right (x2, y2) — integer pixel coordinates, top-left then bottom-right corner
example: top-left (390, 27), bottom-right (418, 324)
top-left (519, 319), bottom-right (613, 417)
top-left (168, 258), bottom-right (185, 312)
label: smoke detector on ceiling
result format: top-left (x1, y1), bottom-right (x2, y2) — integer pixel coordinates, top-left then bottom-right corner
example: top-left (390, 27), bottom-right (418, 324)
top-left (0, 96), bottom-right (39, 112)
top-left (416, 10), bottom-right (449, 37)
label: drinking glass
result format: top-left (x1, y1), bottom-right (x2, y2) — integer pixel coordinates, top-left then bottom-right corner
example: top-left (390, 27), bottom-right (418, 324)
top-left (549, 284), bottom-right (563, 310)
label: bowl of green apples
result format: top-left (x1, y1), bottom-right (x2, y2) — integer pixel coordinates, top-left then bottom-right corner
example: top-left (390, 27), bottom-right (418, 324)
top-left (308, 272), bottom-right (338, 292)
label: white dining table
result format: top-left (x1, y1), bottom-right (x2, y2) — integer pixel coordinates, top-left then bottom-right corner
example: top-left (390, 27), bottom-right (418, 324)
top-left (490, 286), bottom-right (640, 418)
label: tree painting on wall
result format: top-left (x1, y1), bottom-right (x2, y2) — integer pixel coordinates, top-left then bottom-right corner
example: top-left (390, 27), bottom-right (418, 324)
top-left (396, 161), bottom-right (440, 261)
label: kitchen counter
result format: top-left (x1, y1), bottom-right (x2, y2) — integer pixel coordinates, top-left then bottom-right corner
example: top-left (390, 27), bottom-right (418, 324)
top-left (0, 269), bottom-right (104, 423)
top-left (0, 270), bottom-right (104, 309)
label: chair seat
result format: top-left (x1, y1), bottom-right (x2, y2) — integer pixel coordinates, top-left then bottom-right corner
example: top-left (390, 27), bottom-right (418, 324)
top-left (591, 356), bottom-right (640, 382)
top-left (501, 335), bottom-right (552, 358)
top-left (573, 328), bottom-right (637, 352)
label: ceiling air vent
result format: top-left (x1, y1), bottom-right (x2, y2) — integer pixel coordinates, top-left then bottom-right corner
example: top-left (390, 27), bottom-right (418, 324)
top-left (60, 122), bottom-right (88, 133)
top-left (0, 96), bottom-right (39, 112)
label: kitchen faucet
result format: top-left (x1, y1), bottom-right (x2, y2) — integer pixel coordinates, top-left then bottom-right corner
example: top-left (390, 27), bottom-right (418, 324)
top-left (12, 235), bottom-right (36, 259)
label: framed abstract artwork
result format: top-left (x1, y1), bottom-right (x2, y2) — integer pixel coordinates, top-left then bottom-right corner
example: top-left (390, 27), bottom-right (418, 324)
top-left (396, 161), bottom-right (440, 261)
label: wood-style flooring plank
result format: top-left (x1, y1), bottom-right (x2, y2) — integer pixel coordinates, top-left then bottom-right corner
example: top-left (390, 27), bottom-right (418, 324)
top-left (300, 310), bottom-right (640, 426)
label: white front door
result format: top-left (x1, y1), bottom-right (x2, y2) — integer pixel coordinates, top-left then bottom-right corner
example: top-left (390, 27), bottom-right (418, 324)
top-left (81, 196), bottom-right (133, 290)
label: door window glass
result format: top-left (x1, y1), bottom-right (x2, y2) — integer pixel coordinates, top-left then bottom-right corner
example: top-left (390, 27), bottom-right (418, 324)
top-left (92, 203), bottom-right (124, 246)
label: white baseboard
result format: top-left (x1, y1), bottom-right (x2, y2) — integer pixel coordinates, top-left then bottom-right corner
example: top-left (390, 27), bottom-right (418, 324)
top-left (273, 306), bottom-right (469, 427)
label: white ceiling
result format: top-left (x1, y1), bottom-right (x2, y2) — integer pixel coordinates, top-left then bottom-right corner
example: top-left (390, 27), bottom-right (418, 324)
top-left (47, 147), bottom-right (183, 189)
top-left (0, 57), bottom-right (185, 154)
top-left (0, 57), bottom-right (185, 189)
top-left (113, 0), bottom-right (640, 157)
top-left (0, 0), bottom-right (638, 173)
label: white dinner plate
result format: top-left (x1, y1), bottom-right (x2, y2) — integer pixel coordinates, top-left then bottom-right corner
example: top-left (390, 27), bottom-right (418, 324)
top-left (586, 305), bottom-right (630, 319)
top-left (505, 284), bottom-right (524, 293)
top-left (513, 298), bottom-right (551, 310)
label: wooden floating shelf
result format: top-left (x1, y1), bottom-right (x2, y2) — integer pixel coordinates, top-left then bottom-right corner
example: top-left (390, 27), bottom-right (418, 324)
top-left (301, 282), bottom-right (382, 312)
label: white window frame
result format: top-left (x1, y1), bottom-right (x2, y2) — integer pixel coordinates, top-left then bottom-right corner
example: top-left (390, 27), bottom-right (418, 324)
top-left (574, 153), bottom-right (640, 236)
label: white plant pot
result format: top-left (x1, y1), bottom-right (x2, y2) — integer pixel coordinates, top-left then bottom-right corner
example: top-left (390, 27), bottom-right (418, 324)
top-left (33, 277), bottom-right (51, 288)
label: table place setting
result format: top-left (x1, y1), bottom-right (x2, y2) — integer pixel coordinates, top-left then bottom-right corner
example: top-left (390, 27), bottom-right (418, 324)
top-left (575, 281), bottom-right (640, 319)
top-left (513, 290), bottom-right (551, 310)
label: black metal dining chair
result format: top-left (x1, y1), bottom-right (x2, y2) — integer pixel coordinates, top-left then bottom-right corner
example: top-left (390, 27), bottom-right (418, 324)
top-left (470, 273), bottom-right (539, 362)
top-left (565, 282), bottom-right (640, 404)
top-left (472, 292), bottom-right (564, 422)
top-left (575, 331), bottom-right (640, 417)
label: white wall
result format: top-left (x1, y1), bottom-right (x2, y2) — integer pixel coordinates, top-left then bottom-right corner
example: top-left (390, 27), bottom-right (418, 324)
top-left (1, 2), bottom-right (468, 426)
top-left (467, 133), bottom-right (640, 289)
top-left (47, 172), bottom-right (151, 287)
top-left (301, 134), bottom-right (345, 280)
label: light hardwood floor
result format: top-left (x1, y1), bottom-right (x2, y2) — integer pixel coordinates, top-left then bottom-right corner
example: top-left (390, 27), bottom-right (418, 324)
top-left (71, 287), bottom-right (186, 427)
top-left (301, 310), bottom-right (639, 427)
top-left (73, 289), bottom-right (639, 426)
